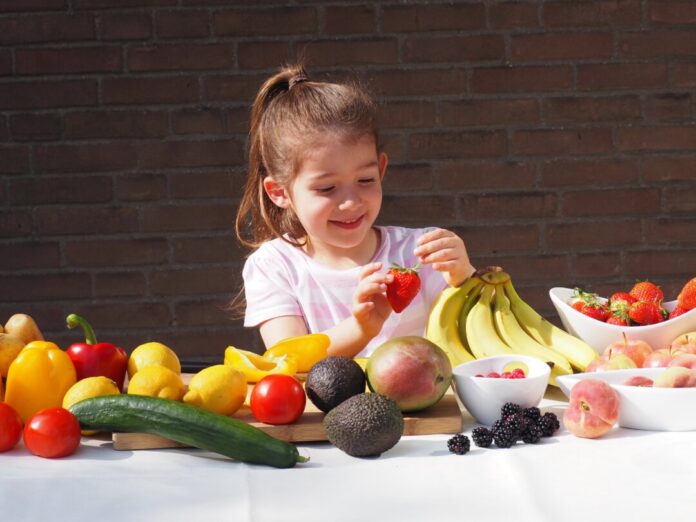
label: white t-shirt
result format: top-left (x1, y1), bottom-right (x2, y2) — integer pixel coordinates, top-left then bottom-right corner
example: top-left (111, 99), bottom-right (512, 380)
top-left (243, 226), bottom-right (449, 357)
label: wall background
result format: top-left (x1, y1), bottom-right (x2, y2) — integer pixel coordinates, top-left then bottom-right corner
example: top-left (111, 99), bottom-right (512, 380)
top-left (1, 0), bottom-right (695, 364)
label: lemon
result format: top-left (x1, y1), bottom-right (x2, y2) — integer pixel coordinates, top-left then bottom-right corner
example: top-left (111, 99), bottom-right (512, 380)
top-left (63, 376), bottom-right (121, 435)
top-left (0, 333), bottom-right (25, 378)
top-left (127, 365), bottom-right (185, 400)
top-left (183, 365), bottom-right (247, 415)
top-left (128, 341), bottom-right (181, 378)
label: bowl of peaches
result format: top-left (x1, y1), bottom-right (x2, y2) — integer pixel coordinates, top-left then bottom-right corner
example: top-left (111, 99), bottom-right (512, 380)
top-left (549, 277), bottom-right (696, 354)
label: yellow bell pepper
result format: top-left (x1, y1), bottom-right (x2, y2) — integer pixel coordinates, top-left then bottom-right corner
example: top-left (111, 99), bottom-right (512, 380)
top-left (263, 333), bottom-right (330, 373)
top-left (223, 346), bottom-right (297, 383)
top-left (4, 340), bottom-right (77, 422)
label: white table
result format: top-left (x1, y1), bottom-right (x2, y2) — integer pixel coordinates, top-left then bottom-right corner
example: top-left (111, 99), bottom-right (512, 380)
top-left (2, 394), bottom-right (695, 522)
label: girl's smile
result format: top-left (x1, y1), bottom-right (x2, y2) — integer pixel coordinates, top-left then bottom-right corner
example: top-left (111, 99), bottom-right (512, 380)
top-left (329, 214), bottom-right (365, 230)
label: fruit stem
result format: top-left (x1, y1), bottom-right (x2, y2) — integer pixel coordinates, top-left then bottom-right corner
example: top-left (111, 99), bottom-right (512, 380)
top-left (579, 400), bottom-right (591, 412)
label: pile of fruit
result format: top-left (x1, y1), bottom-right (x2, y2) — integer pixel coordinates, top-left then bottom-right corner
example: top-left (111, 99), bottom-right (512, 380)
top-left (570, 277), bottom-right (696, 326)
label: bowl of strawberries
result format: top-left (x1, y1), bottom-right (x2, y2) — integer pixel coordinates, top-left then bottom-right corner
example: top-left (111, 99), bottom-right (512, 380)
top-left (549, 278), bottom-right (696, 354)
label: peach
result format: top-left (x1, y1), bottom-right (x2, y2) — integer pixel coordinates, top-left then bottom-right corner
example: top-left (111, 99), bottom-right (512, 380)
top-left (563, 379), bottom-right (620, 439)
top-left (653, 366), bottom-right (696, 388)
top-left (622, 375), bottom-right (653, 387)
top-left (587, 353), bottom-right (636, 372)
top-left (668, 353), bottom-right (696, 370)
top-left (603, 333), bottom-right (653, 368)
top-left (670, 332), bottom-right (696, 355)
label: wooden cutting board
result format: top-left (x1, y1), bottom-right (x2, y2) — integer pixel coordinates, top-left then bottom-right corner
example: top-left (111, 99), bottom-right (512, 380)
top-left (112, 374), bottom-right (463, 450)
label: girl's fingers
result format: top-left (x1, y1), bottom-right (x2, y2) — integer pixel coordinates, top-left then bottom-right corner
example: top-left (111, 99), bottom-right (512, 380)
top-left (356, 281), bottom-right (387, 301)
top-left (359, 262), bottom-right (382, 280)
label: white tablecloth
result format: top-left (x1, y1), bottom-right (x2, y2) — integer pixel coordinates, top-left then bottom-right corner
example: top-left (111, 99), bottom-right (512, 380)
top-left (2, 393), bottom-right (695, 522)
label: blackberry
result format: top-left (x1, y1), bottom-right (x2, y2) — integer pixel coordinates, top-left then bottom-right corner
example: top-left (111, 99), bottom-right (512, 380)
top-left (523, 406), bottom-right (541, 422)
top-left (521, 423), bottom-right (543, 444)
top-left (538, 412), bottom-right (560, 437)
top-left (503, 412), bottom-right (529, 439)
top-left (471, 427), bottom-right (493, 448)
top-left (500, 402), bottom-right (521, 418)
top-left (493, 425), bottom-right (517, 448)
top-left (447, 434), bottom-right (470, 455)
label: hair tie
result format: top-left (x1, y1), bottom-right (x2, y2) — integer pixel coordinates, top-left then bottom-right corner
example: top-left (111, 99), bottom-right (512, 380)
top-left (288, 74), bottom-right (308, 90)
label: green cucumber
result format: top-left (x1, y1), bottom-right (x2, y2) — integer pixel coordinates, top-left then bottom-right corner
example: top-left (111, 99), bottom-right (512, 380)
top-left (69, 395), bottom-right (308, 469)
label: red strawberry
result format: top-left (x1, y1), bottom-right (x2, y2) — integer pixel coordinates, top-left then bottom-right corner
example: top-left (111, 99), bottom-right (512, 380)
top-left (386, 264), bottom-right (421, 313)
top-left (609, 292), bottom-right (637, 307)
top-left (677, 277), bottom-right (696, 311)
top-left (571, 288), bottom-right (610, 321)
top-left (628, 301), bottom-right (664, 325)
top-left (571, 301), bottom-right (585, 312)
top-left (629, 281), bottom-right (663, 305)
top-left (669, 305), bottom-right (689, 319)
top-left (606, 314), bottom-right (629, 326)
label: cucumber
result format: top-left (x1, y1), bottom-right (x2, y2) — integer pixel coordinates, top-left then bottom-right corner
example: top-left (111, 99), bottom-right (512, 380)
top-left (69, 395), bottom-right (308, 469)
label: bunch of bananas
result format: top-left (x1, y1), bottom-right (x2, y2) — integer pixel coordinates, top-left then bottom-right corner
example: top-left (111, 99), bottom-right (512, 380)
top-left (425, 268), bottom-right (598, 385)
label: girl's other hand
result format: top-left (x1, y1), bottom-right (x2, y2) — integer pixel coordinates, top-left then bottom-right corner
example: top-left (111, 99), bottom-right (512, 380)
top-left (414, 228), bottom-right (476, 287)
top-left (352, 262), bottom-right (393, 339)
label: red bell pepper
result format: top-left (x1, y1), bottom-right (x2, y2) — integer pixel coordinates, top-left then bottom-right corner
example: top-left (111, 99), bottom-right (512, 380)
top-left (65, 314), bottom-right (128, 391)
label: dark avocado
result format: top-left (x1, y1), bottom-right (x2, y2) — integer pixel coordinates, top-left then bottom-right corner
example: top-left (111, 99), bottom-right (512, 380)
top-left (305, 356), bottom-right (366, 413)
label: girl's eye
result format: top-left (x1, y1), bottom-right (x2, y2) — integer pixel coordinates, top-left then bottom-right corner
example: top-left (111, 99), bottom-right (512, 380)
top-left (315, 186), bottom-right (334, 194)
top-left (358, 178), bottom-right (376, 184)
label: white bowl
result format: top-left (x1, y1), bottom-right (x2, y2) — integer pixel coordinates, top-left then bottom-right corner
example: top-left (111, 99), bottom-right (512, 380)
top-left (557, 368), bottom-right (696, 431)
top-left (549, 287), bottom-right (696, 354)
top-left (452, 355), bottom-right (551, 426)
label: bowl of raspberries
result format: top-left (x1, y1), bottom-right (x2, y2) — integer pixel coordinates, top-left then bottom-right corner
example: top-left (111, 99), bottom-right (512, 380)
top-left (549, 277), bottom-right (696, 354)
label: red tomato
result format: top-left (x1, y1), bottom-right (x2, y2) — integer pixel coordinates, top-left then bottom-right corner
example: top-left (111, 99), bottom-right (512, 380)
top-left (250, 374), bottom-right (306, 425)
top-left (23, 408), bottom-right (81, 458)
top-left (0, 403), bottom-right (23, 452)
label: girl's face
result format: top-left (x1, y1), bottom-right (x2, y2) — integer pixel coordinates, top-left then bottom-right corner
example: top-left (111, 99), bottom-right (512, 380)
top-left (265, 133), bottom-right (388, 264)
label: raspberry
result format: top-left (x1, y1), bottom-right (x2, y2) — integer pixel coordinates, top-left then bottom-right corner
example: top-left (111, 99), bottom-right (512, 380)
top-left (447, 434), bottom-right (470, 455)
top-left (486, 371), bottom-right (501, 378)
top-left (511, 368), bottom-right (526, 379)
top-left (471, 427), bottom-right (493, 448)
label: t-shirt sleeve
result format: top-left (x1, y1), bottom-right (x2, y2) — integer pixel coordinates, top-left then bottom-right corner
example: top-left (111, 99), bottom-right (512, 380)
top-left (242, 246), bottom-right (303, 327)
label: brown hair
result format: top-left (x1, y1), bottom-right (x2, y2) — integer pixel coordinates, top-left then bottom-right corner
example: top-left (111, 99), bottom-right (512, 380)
top-left (234, 63), bottom-right (379, 250)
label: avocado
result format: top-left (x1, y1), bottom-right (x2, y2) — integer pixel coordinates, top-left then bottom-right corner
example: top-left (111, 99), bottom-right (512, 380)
top-left (323, 393), bottom-right (404, 457)
top-left (305, 356), bottom-right (366, 413)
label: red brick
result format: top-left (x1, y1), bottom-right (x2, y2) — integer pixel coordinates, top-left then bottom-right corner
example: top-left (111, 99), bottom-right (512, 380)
top-left (380, 101), bottom-right (437, 130)
top-left (238, 41), bottom-right (290, 69)
top-left (664, 187), bottom-right (696, 213)
top-left (439, 161), bottom-right (536, 191)
top-left (74, 0), bottom-right (175, 7)
top-left (0, 50), bottom-right (11, 75)
top-left (171, 108), bottom-right (225, 135)
top-left (65, 110), bottom-right (168, 139)
top-left (65, 238), bottom-right (168, 267)
top-left (0, 211), bottom-right (32, 237)
top-left (563, 188), bottom-right (661, 217)
top-left (382, 3), bottom-right (485, 32)
top-left (114, 174), bottom-right (167, 202)
top-left (541, 158), bottom-right (639, 187)
top-left (0, 242), bottom-right (61, 270)
top-left (299, 39), bottom-right (398, 66)
top-left (142, 204), bottom-right (236, 233)
top-left (649, 1), bottom-right (696, 24)
top-left (577, 63), bottom-right (668, 91)
top-left (100, 13), bottom-right (152, 40)
top-left (175, 298), bottom-right (234, 327)
top-left (151, 266), bottom-right (238, 295)
top-left (617, 125), bottom-right (696, 152)
top-left (544, 96), bottom-right (641, 123)
top-left (471, 66), bottom-right (573, 93)
top-left (0, 80), bottom-right (97, 110)
top-left (72, 302), bottom-right (171, 329)
top-left (34, 143), bottom-right (136, 173)
top-left (214, 7), bottom-right (317, 36)
top-left (380, 133), bottom-right (407, 160)
top-left (512, 32), bottom-right (612, 61)
top-left (371, 69), bottom-right (467, 96)
top-left (226, 107), bottom-right (250, 133)
top-left (512, 128), bottom-right (612, 156)
top-left (0, 146), bottom-right (31, 174)
top-left (0, 14), bottom-right (94, 44)
top-left (0, 0), bottom-right (66, 12)
top-left (170, 171), bottom-right (235, 199)
top-left (138, 139), bottom-right (243, 169)
top-left (382, 164), bottom-right (433, 193)
top-left (491, 2), bottom-right (540, 29)
top-left (646, 218), bottom-right (696, 244)
top-left (478, 255), bottom-right (569, 282)
top-left (379, 195), bottom-right (457, 227)
top-left (408, 131), bottom-right (506, 160)
top-left (325, 5), bottom-right (374, 34)
top-left (156, 10), bottom-right (208, 38)
top-left (1, 273), bottom-right (92, 302)
top-left (571, 253), bottom-right (622, 279)
top-left (35, 206), bottom-right (139, 235)
top-left (403, 35), bottom-right (505, 63)
top-left (203, 73), bottom-right (268, 102)
top-left (173, 235), bottom-right (243, 264)
top-left (626, 250), bottom-right (696, 277)
top-left (620, 31), bottom-right (696, 58)
top-left (128, 44), bottom-right (234, 72)
top-left (544, 0), bottom-right (642, 27)
top-left (103, 76), bottom-right (198, 105)
top-left (642, 155), bottom-right (696, 182)
top-left (95, 272), bottom-right (146, 298)
top-left (643, 93), bottom-right (693, 122)
top-left (546, 221), bottom-right (642, 250)
top-left (456, 224), bottom-right (540, 254)
top-left (16, 47), bottom-right (122, 75)
top-left (440, 99), bottom-right (539, 127)
top-left (460, 192), bottom-right (557, 220)
top-left (9, 113), bottom-right (62, 141)
top-left (8, 176), bottom-right (112, 205)
top-left (674, 63), bottom-right (696, 87)
top-left (0, 115), bottom-right (7, 141)
top-left (164, 329), bottom-right (253, 360)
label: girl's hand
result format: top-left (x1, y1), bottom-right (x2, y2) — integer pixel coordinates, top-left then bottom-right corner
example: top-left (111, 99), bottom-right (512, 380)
top-left (414, 228), bottom-right (476, 287)
top-left (352, 262), bottom-right (393, 339)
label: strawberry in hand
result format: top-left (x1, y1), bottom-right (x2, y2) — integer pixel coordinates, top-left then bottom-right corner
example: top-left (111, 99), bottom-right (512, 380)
top-left (386, 264), bottom-right (421, 313)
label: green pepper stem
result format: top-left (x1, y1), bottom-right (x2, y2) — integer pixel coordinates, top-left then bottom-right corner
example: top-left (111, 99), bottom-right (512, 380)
top-left (66, 313), bottom-right (98, 345)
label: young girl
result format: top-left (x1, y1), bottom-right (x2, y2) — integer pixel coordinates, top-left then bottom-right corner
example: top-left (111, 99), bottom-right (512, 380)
top-left (236, 64), bottom-right (476, 358)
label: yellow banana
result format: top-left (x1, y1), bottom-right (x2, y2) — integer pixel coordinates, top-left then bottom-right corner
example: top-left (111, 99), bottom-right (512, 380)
top-left (425, 277), bottom-right (481, 367)
top-left (503, 280), bottom-right (598, 371)
top-left (457, 280), bottom-right (484, 352)
top-left (492, 288), bottom-right (572, 386)
top-left (465, 284), bottom-right (513, 359)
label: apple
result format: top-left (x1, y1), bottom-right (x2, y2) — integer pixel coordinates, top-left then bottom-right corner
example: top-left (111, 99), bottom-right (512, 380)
top-left (586, 353), bottom-right (637, 372)
top-left (563, 379), bottom-right (620, 438)
top-left (670, 332), bottom-right (696, 355)
top-left (653, 366), bottom-right (696, 388)
top-left (602, 333), bottom-right (653, 368)
top-left (668, 353), bottom-right (696, 370)
top-left (622, 375), bottom-right (653, 387)
top-left (642, 348), bottom-right (677, 368)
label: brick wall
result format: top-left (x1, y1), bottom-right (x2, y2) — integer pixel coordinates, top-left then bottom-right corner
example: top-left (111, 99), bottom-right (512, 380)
top-left (1, 0), bottom-right (695, 364)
